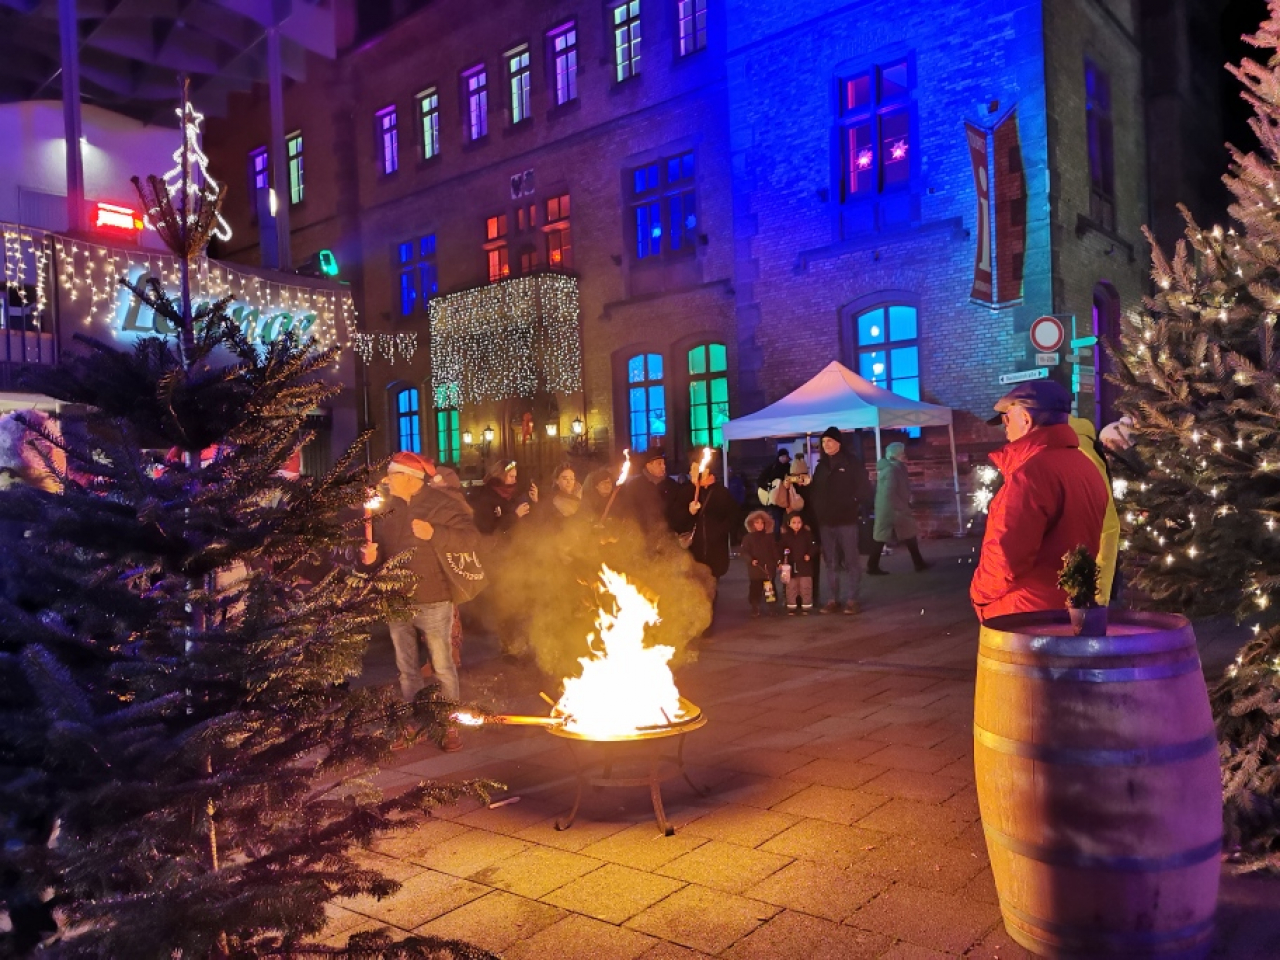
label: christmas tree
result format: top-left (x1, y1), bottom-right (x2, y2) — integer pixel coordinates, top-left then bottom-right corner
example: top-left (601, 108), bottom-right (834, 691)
top-left (1110, 3), bottom-right (1280, 873)
top-left (0, 88), bottom-right (495, 956)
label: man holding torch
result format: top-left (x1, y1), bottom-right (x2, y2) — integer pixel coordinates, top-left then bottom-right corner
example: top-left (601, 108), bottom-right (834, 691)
top-left (672, 448), bottom-right (739, 631)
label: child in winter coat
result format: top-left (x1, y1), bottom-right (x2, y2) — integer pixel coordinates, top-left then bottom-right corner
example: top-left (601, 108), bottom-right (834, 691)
top-left (778, 511), bottom-right (816, 614)
top-left (740, 509), bottom-right (781, 617)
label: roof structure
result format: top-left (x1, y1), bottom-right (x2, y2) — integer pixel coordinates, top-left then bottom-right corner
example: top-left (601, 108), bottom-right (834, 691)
top-left (0, 0), bottom-right (334, 123)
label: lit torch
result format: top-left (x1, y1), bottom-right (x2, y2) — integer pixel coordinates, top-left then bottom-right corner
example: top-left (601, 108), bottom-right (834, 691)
top-left (599, 449), bottom-right (630, 522)
top-left (452, 709), bottom-right (565, 728)
top-left (363, 489), bottom-right (383, 543)
top-left (695, 446), bottom-right (712, 491)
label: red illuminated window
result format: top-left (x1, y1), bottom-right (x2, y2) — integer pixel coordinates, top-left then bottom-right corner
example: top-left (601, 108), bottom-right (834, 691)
top-left (484, 213), bottom-right (509, 281)
top-left (839, 59), bottom-right (913, 199)
top-left (545, 193), bottom-right (572, 269)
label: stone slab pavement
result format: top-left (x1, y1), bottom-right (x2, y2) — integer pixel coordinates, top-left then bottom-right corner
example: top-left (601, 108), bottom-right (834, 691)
top-left (337, 536), bottom-right (1280, 959)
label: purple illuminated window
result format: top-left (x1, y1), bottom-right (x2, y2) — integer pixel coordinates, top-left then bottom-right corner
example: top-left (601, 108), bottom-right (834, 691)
top-left (839, 59), bottom-right (913, 199)
top-left (550, 22), bottom-right (578, 105)
top-left (677, 0), bottom-right (707, 55)
top-left (465, 64), bottom-right (488, 140)
top-left (376, 106), bottom-right (398, 175)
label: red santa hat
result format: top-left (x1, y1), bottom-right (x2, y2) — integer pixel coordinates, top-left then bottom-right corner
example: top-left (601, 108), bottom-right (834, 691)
top-left (277, 449), bottom-right (302, 479)
top-left (388, 451), bottom-right (436, 479)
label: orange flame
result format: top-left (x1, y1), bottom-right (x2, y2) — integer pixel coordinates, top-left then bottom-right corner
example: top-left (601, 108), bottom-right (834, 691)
top-left (616, 450), bottom-right (631, 487)
top-left (696, 446), bottom-right (712, 485)
top-left (553, 566), bottom-right (683, 737)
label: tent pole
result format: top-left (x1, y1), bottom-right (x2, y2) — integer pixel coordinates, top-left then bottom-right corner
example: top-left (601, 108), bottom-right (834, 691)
top-left (948, 421), bottom-right (963, 536)
top-left (874, 426), bottom-right (882, 461)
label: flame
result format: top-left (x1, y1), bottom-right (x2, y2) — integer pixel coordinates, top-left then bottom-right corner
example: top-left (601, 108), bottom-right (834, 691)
top-left (553, 566), bottom-right (682, 737)
top-left (696, 446), bottom-right (712, 484)
top-left (616, 450), bottom-right (631, 487)
top-left (364, 491), bottom-right (383, 511)
top-left (453, 710), bottom-right (485, 727)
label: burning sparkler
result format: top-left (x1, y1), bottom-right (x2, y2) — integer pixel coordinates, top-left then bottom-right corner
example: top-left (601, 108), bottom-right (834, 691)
top-left (363, 489), bottom-right (383, 543)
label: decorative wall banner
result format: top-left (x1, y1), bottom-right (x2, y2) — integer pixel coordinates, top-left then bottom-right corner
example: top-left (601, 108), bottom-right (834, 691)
top-left (993, 110), bottom-right (1027, 304)
top-left (965, 123), bottom-right (993, 303)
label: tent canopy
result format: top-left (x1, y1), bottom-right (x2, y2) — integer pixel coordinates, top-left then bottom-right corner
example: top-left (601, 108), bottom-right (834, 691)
top-left (721, 361), bottom-right (952, 441)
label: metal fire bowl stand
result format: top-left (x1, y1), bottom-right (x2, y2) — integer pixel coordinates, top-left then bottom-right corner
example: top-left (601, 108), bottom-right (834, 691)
top-left (549, 697), bottom-right (707, 837)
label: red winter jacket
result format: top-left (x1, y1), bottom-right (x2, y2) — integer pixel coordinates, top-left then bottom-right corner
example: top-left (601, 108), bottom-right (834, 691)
top-left (970, 423), bottom-right (1109, 621)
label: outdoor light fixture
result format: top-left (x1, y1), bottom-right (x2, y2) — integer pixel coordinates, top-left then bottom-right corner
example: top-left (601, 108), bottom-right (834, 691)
top-left (545, 422), bottom-right (558, 437)
top-left (482, 425), bottom-right (495, 443)
top-left (571, 417), bottom-right (585, 436)
top-left (462, 429), bottom-right (474, 445)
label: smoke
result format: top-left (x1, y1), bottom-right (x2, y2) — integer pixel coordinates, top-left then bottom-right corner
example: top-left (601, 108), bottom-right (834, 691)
top-left (477, 515), bottom-right (714, 683)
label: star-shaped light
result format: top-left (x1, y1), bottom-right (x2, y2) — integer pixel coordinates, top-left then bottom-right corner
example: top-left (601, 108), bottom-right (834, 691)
top-left (889, 139), bottom-right (908, 162)
top-left (856, 149), bottom-right (873, 170)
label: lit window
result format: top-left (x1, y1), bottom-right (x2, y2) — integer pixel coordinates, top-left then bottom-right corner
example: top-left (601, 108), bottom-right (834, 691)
top-left (397, 235), bottom-right (438, 316)
top-left (677, 0), bottom-right (707, 56)
top-left (248, 146), bottom-right (269, 194)
top-left (839, 60), bottom-right (913, 199)
top-left (286, 132), bottom-right (304, 205)
top-left (376, 105), bottom-right (398, 175)
top-left (485, 213), bottom-right (509, 282)
top-left (687, 343), bottom-right (728, 448)
top-left (545, 193), bottom-right (572, 270)
top-left (550, 22), bottom-right (578, 105)
top-left (629, 152), bottom-right (696, 260)
top-left (1085, 60), bottom-right (1115, 231)
top-left (627, 353), bottom-right (666, 452)
top-left (855, 304), bottom-right (920, 403)
top-left (464, 65), bottom-right (488, 141)
top-left (508, 47), bottom-right (531, 124)
top-left (417, 88), bottom-right (440, 160)
top-left (395, 387), bottom-right (422, 453)
top-left (436, 407), bottom-right (460, 464)
top-left (613, 1), bottom-right (641, 82)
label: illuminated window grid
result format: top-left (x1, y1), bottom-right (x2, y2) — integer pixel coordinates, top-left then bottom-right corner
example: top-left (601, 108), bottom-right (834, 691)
top-left (376, 105), bottom-right (398, 175)
top-left (485, 213), bottom-right (509, 282)
top-left (417, 88), bottom-right (440, 160)
top-left (855, 304), bottom-right (920, 436)
top-left (687, 342), bottom-right (728, 447)
top-left (545, 193), bottom-right (572, 270)
top-left (677, 0), bottom-right (707, 56)
top-left (395, 387), bottom-right (422, 453)
top-left (840, 60), bottom-right (911, 199)
top-left (550, 23), bottom-right (578, 105)
top-left (629, 152), bottom-right (696, 260)
top-left (627, 352), bottom-right (666, 452)
top-left (397, 235), bottom-right (437, 316)
top-left (287, 132), bottom-right (304, 205)
top-left (508, 47), bottom-right (531, 124)
top-left (436, 407), bottom-right (460, 463)
top-left (613, 1), bottom-right (641, 82)
top-left (465, 65), bottom-right (488, 140)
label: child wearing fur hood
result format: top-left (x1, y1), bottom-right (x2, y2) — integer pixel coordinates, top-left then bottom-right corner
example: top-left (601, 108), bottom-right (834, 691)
top-left (740, 509), bottom-right (781, 617)
top-left (778, 511), bottom-right (817, 614)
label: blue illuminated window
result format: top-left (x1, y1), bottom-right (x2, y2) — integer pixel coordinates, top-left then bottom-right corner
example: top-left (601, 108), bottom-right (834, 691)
top-left (395, 388), bottom-right (422, 453)
top-left (397, 235), bottom-right (438, 316)
top-left (839, 59), bottom-right (912, 199)
top-left (627, 353), bottom-right (666, 451)
top-left (1085, 60), bottom-right (1114, 231)
top-left (550, 23), bottom-right (578, 105)
top-left (376, 106), bottom-right (398, 174)
top-left (855, 304), bottom-right (920, 401)
top-left (677, 0), bottom-right (707, 56)
top-left (613, 1), bottom-right (641, 82)
top-left (688, 343), bottom-right (728, 448)
top-left (629, 151), bottom-right (697, 260)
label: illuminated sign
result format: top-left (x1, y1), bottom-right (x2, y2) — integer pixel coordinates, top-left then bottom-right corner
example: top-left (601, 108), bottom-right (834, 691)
top-left (93, 201), bottom-right (145, 234)
top-left (113, 266), bottom-right (317, 345)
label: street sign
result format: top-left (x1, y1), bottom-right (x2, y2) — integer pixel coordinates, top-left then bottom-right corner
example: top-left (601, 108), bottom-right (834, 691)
top-left (1076, 366), bottom-right (1096, 379)
top-left (999, 368), bottom-right (1050, 386)
top-left (1036, 352), bottom-right (1059, 366)
top-left (1030, 315), bottom-right (1066, 352)
top-left (1069, 335), bottom-right (1098, 349)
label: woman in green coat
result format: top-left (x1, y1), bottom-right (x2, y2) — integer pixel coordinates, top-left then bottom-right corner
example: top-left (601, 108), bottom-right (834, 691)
top-left (867, 442), bottom-right (931, 574)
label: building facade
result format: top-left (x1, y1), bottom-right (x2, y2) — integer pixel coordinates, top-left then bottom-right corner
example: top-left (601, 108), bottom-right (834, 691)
top-left (207, 0), bottom-right (1152, 502)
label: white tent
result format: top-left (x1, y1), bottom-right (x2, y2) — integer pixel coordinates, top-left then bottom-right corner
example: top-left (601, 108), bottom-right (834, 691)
top-left (720, 361), bottom-right (963, 533)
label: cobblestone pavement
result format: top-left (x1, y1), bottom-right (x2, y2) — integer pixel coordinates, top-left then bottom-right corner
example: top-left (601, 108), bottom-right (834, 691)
top-left (335, 537), bottom-right (1280, 959)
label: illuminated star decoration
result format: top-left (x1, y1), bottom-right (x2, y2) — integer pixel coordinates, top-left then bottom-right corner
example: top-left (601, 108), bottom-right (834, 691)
top-left (856, 149), bottom-right (873, 170)
top-left (889, 140), bottom-right (908, 162)
top-left (161, 100), bottom-right (233, 243)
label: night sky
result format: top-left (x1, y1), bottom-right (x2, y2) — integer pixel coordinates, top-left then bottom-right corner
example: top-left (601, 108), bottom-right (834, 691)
top-left (1221, 0), bottom-right (1272, 153)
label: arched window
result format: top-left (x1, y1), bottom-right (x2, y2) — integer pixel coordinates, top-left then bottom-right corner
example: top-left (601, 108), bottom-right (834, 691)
top-left (687, 342), bottom-right (728, 447)
top-left (394, 387), bottom-right (422, 453)
top-left (854, 305), bottom-right (919, 399)
top-left (627, 353), bottom-right (666, 452)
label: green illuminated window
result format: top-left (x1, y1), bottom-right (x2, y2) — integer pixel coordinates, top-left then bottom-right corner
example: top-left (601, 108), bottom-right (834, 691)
top-left (687, 342), bottom-right (728, 447)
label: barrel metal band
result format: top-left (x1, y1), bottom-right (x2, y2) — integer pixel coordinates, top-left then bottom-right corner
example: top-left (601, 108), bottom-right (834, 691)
top-left (983, 823), bottom-right (1223, 871)
top-left (980, 625), bottom-right (1195, 658)
top-left (977, 656), bottom-right (1202, 683)
top-left (973, 727), bottom-right (1218, 766)
top-left (1001, 899), bottom-right (1215, 950)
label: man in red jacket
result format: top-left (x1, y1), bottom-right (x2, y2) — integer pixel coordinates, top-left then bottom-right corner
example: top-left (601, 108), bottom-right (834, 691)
top-left (971, 380), bottom-right (1109, 622)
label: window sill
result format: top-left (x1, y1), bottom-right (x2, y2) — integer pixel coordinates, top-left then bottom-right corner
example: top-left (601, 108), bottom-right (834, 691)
top-left (1074, 214), bottom-right (1135, 262)
top-left (416, 154), bottom-right (443, 172)
top-left (797, 215), bottom-right (964, 271)
top-left (547, 98), bottom-right (581, 121)
top-left (503, 120), bottom-right (536, 139)
top-left (461, 135), bottom-right (490, 153)
top-left (609, 73), bottom-right (643, 93)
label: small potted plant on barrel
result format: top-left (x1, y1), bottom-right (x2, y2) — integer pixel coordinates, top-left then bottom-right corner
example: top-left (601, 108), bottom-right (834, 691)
top-left (1058, 544), bottom-right (1108, 635)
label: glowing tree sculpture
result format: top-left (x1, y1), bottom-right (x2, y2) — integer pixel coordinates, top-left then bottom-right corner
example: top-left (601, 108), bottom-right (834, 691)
top-left (1110, 4), bottom-right (1280, 873)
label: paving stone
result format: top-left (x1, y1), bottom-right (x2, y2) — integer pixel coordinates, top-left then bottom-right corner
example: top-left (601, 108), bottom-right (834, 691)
top-left (412, 826), bottom-right (531, 876)
top-left (515, 814), bottom-right (632, 852)
top-left (801, 715), bottom-right (891, 739)
top-left (467, 844), bottom-right (603, 898)
top-left (723, 909), bottom-right (894, 960)
top-left (341, 868), bottom-right (489, 928)
top-left (936, 757), bottom-right (977, 782)
top-left (788, 757), bottom-right (889, 790)
top-left (625, 884), bottom-right (780, 955)
top-left (578, 822), bottom-right (707, 871)
top-left (712, 746), bottom-right (816, 777)
top-left (635, 943), bottom-right (716, 960)
top-left (743, 859), bottom-right (890, 922)
top-left (760, 818), bottom-right (886, 869)
top-left (710, 773), bottom-right (809, 809)
top-left (862, 769), bottom-right (967, 805)
top-left (879, 941), bottom-right (958, 958)
top-left (856, 835), bottom-right (988, 893)
top-left (658, 840), bottom-right (792, 894)
top-left (456, 796), bottom-right (562, 836)
top-left (964, 924), bottom-right (1036, 959)
top-left (415, 890), bottom-right (565, 954)
top-left (792, 734), bottom-right (888, 762)
top-left (681, 803), bottom-right (799, 847)
top-left (942, 785), bottom-right (982, 822)
top-left (863, 722), bottom-right (953, 748)
top-left (859, 743), bottom-right (956, 774)
top-left (369, 818), bottom-right (471, 861)
top-left (346, 847), bottom-right (427, 883)
top-left (967, 866), bottom-right (1000, 905)
top-left (542, 862), bottom-right (686, 924)
top-left (849, 884), bottom-right (1002, 955)
top-left (945, 819), bottom-right (990, 858)
top-left (857, 798), bottom-right (971, 840)
top-left (771, 783), bottom-right (889, 825)
top-left (503, 912), bottom-right (657, 960)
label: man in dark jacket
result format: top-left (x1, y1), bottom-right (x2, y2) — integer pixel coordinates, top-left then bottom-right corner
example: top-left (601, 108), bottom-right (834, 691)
top-left (671, 452), bottom-right (739, 631)
top-left (970, 381), bottom-right (1108, 622)
top-left (362, 451), bottom-right (476, 750)
top-left (622, 448), bottom-right (678, 538)
top-left (809, 426), bottom-right (874, 614)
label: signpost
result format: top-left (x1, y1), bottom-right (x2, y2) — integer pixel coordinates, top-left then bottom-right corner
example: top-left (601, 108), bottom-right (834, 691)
top-left (999, 368), bottom-right (1050, 386)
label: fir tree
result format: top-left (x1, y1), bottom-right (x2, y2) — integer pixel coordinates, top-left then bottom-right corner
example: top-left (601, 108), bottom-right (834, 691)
top-left (0, 91), bottom-right (495, 956)
top-left (1110, 2), bottom-right (1280, 873)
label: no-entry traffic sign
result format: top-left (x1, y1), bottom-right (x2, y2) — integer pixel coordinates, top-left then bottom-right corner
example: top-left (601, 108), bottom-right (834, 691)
top-left (1030, 315), bottom-right (1065, 352)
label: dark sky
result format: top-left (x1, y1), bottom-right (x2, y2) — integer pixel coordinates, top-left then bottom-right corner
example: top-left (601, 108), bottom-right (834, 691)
top-left (1221, 0), bottom-right (1272, 153)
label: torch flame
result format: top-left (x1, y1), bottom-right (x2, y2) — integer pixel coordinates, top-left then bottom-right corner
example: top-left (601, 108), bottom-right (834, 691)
top-left (452, 710), bottom-right (485, 727)
top-left (696, 446), bottom-right (712, 484)
top-left (364, 490), bottom-right (383, 511)
top-left (553, 566), bottom-right (683, 737)
top-left (616, 450), bottom-right (631, 487)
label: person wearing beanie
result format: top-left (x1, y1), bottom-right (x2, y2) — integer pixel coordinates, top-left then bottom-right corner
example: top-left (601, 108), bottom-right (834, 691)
top-left (362, 450), bottom-right (475, 751)
top-left (621, 446), bottom-right (678, 537)
top-left (756, 447), bottom-right (792, 535)
top-left (809, 426), bottom-right (874, 614)
top-left (671, 451), bottom-right (740, 627)
top-left (970, 380), bottom-right (1108, 621)
top-left (868, 442), bottom-right (931, 575)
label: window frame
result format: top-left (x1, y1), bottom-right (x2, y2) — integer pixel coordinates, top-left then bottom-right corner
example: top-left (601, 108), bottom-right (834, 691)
top-left (851, 303), bottom-right (921, 403)
top-left (612, 0), bottom-right (642, 83)
top-left (548, 22), bottom-right (578, 106)
top-left (545, 193), bottom-right (572, 270)
top-left (1085, 59), bottom-right (1116, 231)
top-left (838, 59), bottom-right (914, 202)
top-left (628, 151), bottom-right (697, 262)
top-left (375, 105), bottom-right (399, 175)
top-left (626, 351), bottom-right (667, 453)
top-left (463, 63), bottom-right (489, 141)
top-left (484, 213), bottom-right (510, 282)
top-left (676, 0), bottom-right (707, 57)
top-left (396, 235), bottom-right (438, 317)
top-left (507, 45), bottom-right (532, 125)
top-left (394, 386), bottom-right (422, 453)
top-left (686, 341), bottom-right (729, 449)
top-left (435, 406), bottom-right (461, 464)
top-left (286, 132), bottom-right (304, 205)
top-left (416, 87), bottom-right (441, 160)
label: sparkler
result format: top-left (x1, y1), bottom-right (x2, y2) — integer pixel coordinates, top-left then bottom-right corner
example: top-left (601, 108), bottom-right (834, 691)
top-left (363, 489), bottom-right (383, 543)
top-left (599, 449), bottom-right (630, 522)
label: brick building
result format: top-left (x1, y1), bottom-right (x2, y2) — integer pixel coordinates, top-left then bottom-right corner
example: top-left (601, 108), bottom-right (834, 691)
top-left (207, 0), bottom-right (1156, 502)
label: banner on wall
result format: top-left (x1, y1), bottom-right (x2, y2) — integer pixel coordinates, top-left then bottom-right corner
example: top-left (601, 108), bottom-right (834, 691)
top-left (993, 109), bottom-right (1027, 304)
top-left (965, 123), bottom-right (993, 302)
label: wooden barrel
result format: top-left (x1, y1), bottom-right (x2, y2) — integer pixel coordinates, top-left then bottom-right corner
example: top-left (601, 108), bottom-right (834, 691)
top-left (975, 610), bottom-right (1221, 959)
